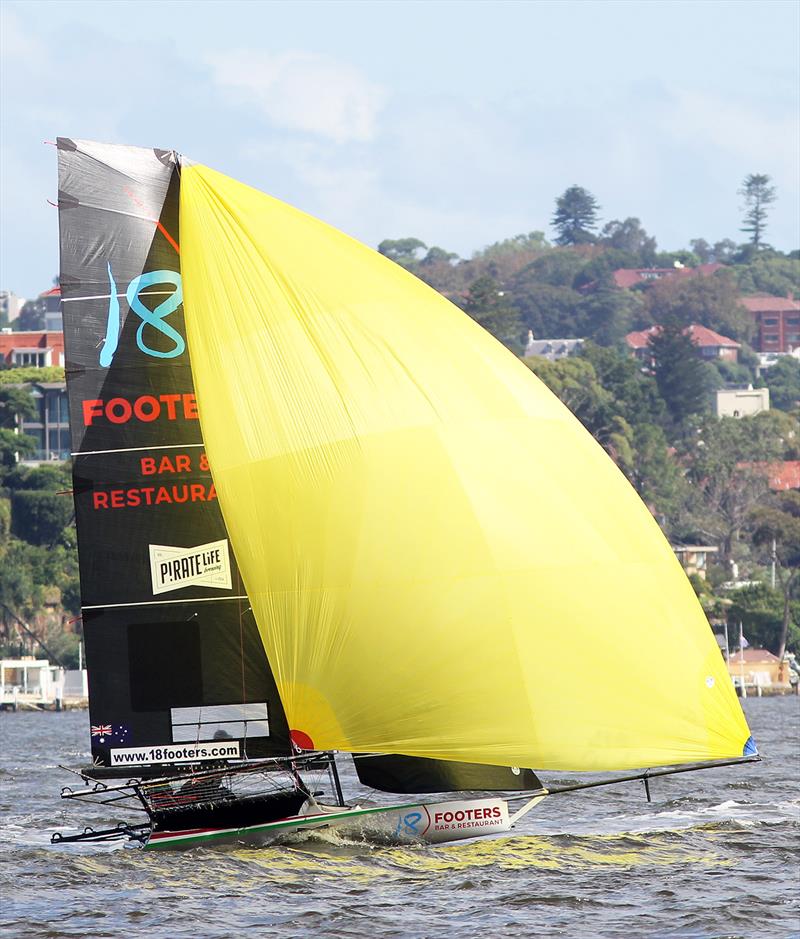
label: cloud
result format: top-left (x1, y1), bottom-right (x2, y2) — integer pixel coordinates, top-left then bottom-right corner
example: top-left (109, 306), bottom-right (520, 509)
top-left (207, 50), bottom-right (385, 144)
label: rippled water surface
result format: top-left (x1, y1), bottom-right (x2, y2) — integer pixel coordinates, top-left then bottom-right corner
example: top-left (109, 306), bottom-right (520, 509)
top-left (1, 697), bottom-right (798, 938)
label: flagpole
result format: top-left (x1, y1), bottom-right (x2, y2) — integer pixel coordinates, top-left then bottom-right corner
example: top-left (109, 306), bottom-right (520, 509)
top-left (740, 621), bottom-right (746, 698)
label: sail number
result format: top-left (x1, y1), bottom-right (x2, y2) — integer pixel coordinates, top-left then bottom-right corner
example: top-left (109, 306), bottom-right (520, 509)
top-left (101, 264), bottom-right (184, 367)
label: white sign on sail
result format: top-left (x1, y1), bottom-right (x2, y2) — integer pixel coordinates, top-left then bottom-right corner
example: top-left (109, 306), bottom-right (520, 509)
top-left (149, 539), bottom-right (232, 595)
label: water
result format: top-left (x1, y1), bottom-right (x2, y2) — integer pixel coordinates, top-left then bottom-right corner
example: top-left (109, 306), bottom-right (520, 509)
top-left (0, 697), bottom-right (798, 938)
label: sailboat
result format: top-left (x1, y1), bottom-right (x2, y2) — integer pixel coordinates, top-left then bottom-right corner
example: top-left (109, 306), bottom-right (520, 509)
top-left (52, 139), bottom-right (757, 851)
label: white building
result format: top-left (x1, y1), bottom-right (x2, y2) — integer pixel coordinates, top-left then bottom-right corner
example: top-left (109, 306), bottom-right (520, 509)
top-left (715, 386), bottom-right (769, 419)
top-left (0, 658), bottom-right (61, 707)
top-left (0, 290), bottom-right (26, 326)
top-left (524, 331), bottom-right (585, 361)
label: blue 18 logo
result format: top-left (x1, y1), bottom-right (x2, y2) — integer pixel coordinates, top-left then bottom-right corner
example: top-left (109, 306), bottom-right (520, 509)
top-left (100, 263), bottom-right (184, 367)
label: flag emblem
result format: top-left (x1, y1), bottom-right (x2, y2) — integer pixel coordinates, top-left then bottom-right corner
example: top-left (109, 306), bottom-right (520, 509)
top-left (91, 724), bottom-right (112, 738)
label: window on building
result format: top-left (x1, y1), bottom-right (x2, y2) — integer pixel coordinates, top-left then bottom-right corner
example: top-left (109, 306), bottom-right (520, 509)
top-left (47, 427), bottom-right (69, 458)
top-left (26, 389), bottom-right (45, 423)
top-left (26, 428), bottom-right (46, 455)
top-left (46, 393), bottom-right (60, 423)
top-left (12, 351), bottom-right (46, 367)
top-left (763, 318), bottom-right (779, 325)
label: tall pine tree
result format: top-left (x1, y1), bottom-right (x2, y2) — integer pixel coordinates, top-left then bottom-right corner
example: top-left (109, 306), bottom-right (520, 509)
top-left (648, 323), bottom-right (710, 424)
top-left (552, 185), bottom-right (600, 245)
top-left (739, 173), bottom-right (776, 248)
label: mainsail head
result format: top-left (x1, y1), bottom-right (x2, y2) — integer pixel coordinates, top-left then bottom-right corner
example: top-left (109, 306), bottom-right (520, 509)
top-left (177, 163), bottom-right (752, 773)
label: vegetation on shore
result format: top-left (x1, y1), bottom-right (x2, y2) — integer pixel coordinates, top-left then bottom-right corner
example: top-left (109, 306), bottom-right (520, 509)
top-left (1, 177), bottom-right (799, 663)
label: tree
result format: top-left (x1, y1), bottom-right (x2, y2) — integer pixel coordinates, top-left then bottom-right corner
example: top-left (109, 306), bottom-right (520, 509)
top-left (462, 276), bottom-right (524, 352)
top-left (735, 252), bottom-right (800, 298)
top-left (599, 218), bottom-right (657, 264)
top-left (726, 583), bottom-right (799, 656)
top-left (419, 246), bottom-right (458, 267)
top-left (763, 357), bottom-right (800, 412)
top-left (377, 238), bottom-right (427, 267)
top-left (739, 173), bottom-right (776, 249)
top-left (16, 300), bottom-right (44, 331)
top-left (690, 239), bottom-right (713, 264)
top-left (579, 288), bottom-right (644, 347)
top-left (748, 491), bottom-right (800, 657)
top-left (523, 356), bottom-right (612, 435)
top-left (579, 343), bottom-right (666, 429)
top-left (551, 186), bottom-right (600, 246)
top-left (629, 422), bottom-right (689, 533)
top-left (518, 250), bottom-right (587, 288)
top-left (10, 490), bottom-right (74, 547)
top-left (645, 268), bottom-right (752, 341)
top-left (648, 323), bottom-right (712, 424)
top-left (681, 412), bottom-right (792, 565)
top-left (0, 386), bottom-right (37, 471)
top-left (512, 281), bottom-right (584, 339)
top-left (480, 232), bottom-right (549, 261)
top-left (573, 248), bottom-right (641, 290)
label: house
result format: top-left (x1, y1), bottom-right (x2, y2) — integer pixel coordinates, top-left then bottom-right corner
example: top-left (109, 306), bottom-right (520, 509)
top-left (740, 295), bottom-right (800, 353)
top-left (625, 324), bottom-right (740, 364)
top-left (0, 657), bottom-right (86, 710)
top-left (523, 332), bottom-right (585, 360)
top-left (18, 285), bottom-right (62, 331)
top-left (0, 329), bottom-right (65, 368)
top-left (673, 545), bottom-right (718, 580)
top-left (715, 386), bottom-right (769, 418)
top-left (13, 381), bottom-right (70, 463)
top-left (0, 290), bottom-right (26, 325)
top-left (727, 648), bottom-right (790, 690)
top-left (612, 263), bottom-right (724, 290)
top-left (738, 460), bottom-right (800, 491)
top-left (0, 658), bottom-right (63, 709)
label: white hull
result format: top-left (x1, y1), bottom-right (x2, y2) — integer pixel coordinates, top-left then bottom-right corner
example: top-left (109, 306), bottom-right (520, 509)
top-left (145, 794), bottom-right (546, 850)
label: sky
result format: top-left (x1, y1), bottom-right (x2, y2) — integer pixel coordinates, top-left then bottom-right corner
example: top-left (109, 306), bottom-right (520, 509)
top-left (1, 0), bottom-right (798, 298)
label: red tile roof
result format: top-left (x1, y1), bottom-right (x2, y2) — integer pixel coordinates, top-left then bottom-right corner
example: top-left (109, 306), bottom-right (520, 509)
top-left (730, 648), bottom-right (780, 664)
top-left (625, 324), bottom-right (740, 350)
top-left (740, 295), bottom-right (800, 313)
top-left (0, 330), bottom-right (65, 366)
top-left (613, 263), bottom-right (724, 289)
top-left (740, 460), bottom-right (800, 491)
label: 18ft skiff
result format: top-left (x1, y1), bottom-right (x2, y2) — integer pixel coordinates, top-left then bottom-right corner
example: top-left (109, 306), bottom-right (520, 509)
top-left (52, 139), bottom-right (757, 850)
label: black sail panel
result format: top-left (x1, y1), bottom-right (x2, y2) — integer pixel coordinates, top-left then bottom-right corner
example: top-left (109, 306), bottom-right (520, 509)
top-left (58, 138), bottom-right (290, 771)
top-left (355, 755), bottom-right (543, 794)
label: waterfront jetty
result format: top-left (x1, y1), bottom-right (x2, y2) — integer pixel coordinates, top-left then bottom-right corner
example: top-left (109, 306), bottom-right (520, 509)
top-left (0, 657), bottom-right (88, 710)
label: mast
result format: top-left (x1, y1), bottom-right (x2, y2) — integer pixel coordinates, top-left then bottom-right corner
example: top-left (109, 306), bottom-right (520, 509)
top-left (57, 139), bottom-right (290, 774)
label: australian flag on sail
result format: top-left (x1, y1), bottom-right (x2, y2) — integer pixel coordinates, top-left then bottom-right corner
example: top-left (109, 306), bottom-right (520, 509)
top-left (90, 724), bottom-right (130, 745)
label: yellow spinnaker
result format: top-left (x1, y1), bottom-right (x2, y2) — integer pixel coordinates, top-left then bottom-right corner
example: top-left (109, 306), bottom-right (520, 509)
top-left (179, 164), bottom-right (751, 771)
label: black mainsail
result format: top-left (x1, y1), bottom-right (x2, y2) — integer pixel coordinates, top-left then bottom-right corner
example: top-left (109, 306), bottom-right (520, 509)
top-left (58, 139), bottom-right (290, 772)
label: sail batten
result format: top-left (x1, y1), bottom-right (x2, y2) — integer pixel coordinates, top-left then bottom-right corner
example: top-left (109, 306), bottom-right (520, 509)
top-left (179, 163), bottom-right (752, 773)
